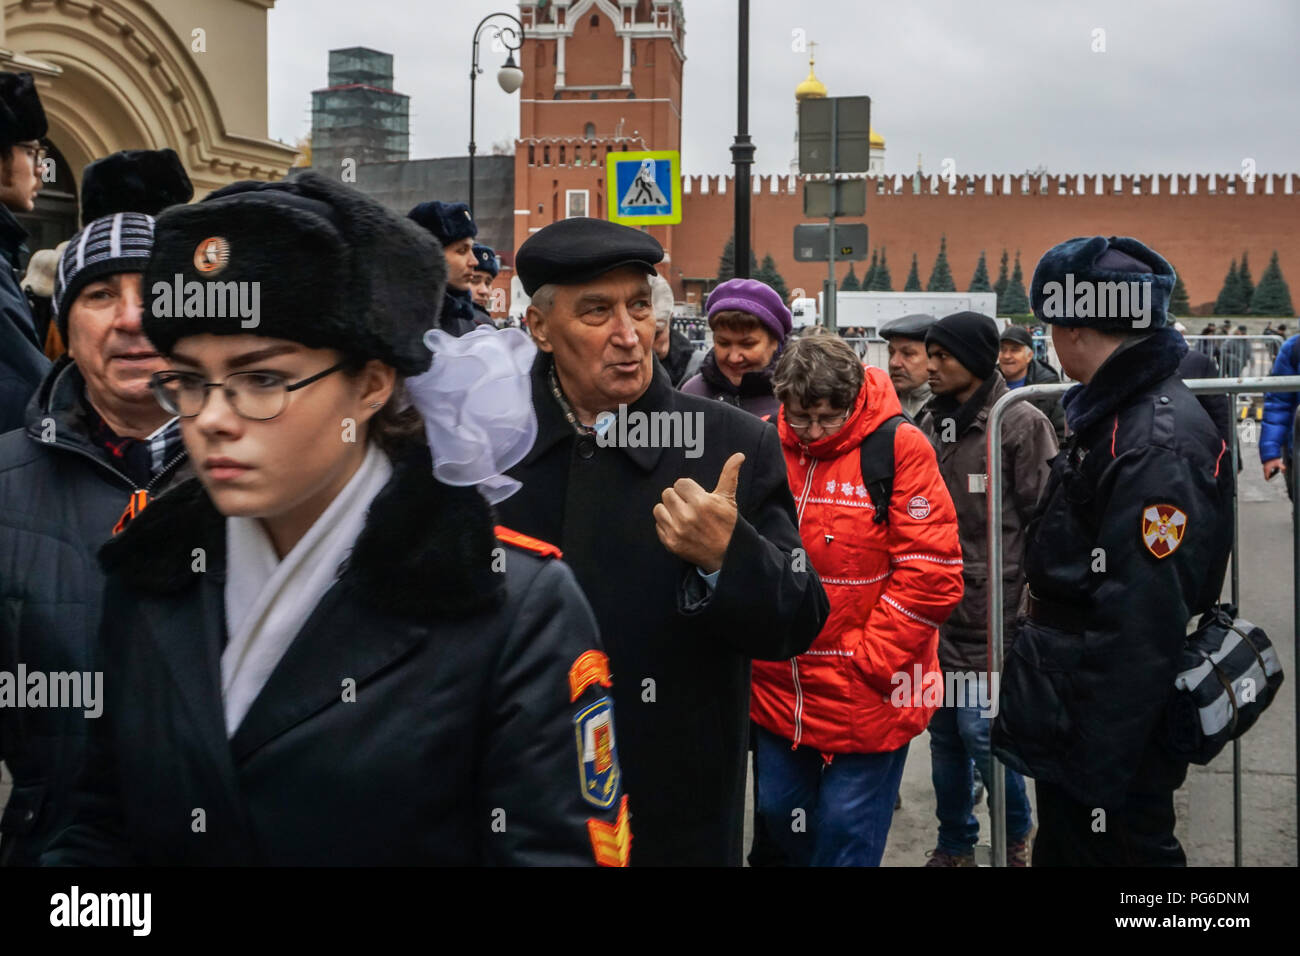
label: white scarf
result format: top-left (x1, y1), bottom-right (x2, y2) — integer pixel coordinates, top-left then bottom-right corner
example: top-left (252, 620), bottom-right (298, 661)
top-left (220, 443), bottom-right (394, 737)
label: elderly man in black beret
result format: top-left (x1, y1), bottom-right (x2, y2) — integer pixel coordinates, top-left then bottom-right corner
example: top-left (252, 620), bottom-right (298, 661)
top-left (0, 148), bottom-right (193, 865)
top-left (998, 323), bottom-right (1066, 442)
top-left (497, 217), bottom-right (829, 866)
top-left (0, 72), bottom-right (53, 431)
top-left (992, 236), bottom-right (1233, 866)
top-left (879, 313), bottom-right (936, 418)
top-left (406, 200), bottom-right (486, 336)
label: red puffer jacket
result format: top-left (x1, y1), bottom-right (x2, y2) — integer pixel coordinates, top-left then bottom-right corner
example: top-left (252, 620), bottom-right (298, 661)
top-left (751, 366), bottom-right (964, 755)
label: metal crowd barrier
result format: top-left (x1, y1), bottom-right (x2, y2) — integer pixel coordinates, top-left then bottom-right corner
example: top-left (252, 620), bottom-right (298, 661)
top-left (985, 374), bottom-right (1300, 867)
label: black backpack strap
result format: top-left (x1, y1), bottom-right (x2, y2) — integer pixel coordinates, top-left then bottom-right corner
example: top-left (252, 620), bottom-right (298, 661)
top-left (859, 414), bottom-right (905, 525)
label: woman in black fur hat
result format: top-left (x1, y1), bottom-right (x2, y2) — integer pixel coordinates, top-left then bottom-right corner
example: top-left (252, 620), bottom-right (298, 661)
top-left (45, 172), bottom-right (630, 866)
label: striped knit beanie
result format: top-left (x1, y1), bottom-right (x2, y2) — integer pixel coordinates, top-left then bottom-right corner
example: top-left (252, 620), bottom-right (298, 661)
top-left (52, 211), bottom-right (156, 339)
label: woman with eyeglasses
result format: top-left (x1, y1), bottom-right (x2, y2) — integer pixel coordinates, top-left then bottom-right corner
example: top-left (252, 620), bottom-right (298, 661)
top-left (45, 173), bottom-right (630, 867)
top-left (748, 334), bottom-right (964, 866)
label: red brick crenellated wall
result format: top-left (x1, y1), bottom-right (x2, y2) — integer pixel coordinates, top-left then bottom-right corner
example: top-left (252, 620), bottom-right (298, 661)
top-left (669, 172), bottom-right (1300, 314)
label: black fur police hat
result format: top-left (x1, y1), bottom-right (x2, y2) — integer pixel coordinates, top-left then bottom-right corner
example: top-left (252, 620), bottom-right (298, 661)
top-left (80, 148), bottom-right (194, 224)
top-left (0, 72), bottom-right (47, 149)
top-left (472, 243), bottom-right (499, 278)
top-left (1031, 236), bottom-right (1176, 332)
top-left (142, 171), bottom-right (446, 375)
top-left (407, 200), bottom-right (477, 245)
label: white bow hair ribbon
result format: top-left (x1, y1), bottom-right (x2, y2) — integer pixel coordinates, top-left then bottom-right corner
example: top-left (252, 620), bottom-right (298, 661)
top-left (407, 326), bottom-right (539, 503)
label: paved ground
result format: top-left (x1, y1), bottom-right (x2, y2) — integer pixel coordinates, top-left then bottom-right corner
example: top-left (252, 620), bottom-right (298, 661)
top-left (745, 441), bottom-right (1299, 866)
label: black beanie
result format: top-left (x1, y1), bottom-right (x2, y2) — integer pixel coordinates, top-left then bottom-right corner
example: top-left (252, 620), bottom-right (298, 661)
top-left (926, 311), bottom-right (1000, 379)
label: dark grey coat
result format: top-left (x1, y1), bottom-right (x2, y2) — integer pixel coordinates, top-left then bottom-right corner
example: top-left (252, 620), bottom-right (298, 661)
top-left (0, 359), bottom-right (188, 865)
top-left (0, 205), bottom-right (50, 434)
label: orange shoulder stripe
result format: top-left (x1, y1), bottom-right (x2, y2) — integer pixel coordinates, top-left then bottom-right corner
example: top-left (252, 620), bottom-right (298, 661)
top-left (494, 525), bottom-right (563, 560)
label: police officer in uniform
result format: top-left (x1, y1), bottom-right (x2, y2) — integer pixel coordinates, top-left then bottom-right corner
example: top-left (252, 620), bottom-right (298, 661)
top-left (992, 236), bottom-right (1232, 866)
top-left (406, 200), bottom-right (481, 337)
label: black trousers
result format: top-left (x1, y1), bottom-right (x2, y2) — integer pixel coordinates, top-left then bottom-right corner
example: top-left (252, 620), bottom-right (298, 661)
top-left (1032, 748), bottom-right (1189, 867)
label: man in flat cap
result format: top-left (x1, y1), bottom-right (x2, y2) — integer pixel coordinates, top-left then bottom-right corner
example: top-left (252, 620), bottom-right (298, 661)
top-left (0, 72), bottom-right (52, 432)
top-left (406, 200), bottom-right (484, 336)
top-left (993, 236), bottom-right (1233, 866)
top-left (880, 314), bottom-right (936, 418)
top-left (497, 217), bottom-right (829, 866)
top-left (998, 324), bottom-right (1066, 442)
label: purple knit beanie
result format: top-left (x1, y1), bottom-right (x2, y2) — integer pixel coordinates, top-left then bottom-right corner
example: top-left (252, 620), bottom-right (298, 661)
top-left (706, 278), bottom-right (792, 343)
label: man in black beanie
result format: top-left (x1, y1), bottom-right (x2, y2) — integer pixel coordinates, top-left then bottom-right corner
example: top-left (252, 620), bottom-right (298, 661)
top-left (992, 236), bottom-right (1233, 866)
top-left (917, 310), bottom-right (1057, 867)
top-left (0, 72), bottom-right (53, 432)
top-left (406, 199), bottom-right (482, 337)
top-left (0, 147), bottom-right (193, 866)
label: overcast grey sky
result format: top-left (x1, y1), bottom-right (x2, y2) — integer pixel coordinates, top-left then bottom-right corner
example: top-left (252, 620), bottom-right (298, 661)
top-left (267, 0), bottom-right (1299, 177)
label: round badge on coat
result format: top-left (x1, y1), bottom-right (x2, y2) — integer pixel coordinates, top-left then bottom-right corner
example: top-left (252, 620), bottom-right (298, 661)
top-left (907, 495), bottom-right (931, 519)
top-left (194, 236), bottom-right (230, 275)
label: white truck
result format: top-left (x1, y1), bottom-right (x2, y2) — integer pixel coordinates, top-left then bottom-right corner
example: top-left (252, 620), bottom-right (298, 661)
top-left (817, 291), bottom-right (1000, 335)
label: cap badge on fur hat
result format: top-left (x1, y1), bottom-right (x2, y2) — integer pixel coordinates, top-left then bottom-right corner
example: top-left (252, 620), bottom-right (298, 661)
top-left (194, 236), bottom-right (230, 275)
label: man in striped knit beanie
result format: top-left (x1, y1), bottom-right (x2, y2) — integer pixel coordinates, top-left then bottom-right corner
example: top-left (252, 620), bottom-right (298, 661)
top-left (0, 148), bottom-right (192, 866)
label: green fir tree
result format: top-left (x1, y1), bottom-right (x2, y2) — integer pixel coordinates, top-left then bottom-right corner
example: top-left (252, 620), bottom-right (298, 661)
top-left (904, 253), bottom-right (923, 291)
top-left (756, 254), bottom-right (789, 301)
top-left (1214, 259), bottom-right (1247, 315)
top-left (1170, 269), bottom-right (1191, 316)
top-left (994, 249), bottom-right (1010, 310)
top-left (1238, 251), bottom-right (1255, 303)
top-left (863, 248), bottom-right (879, 290)
top-left (716, 233), bottom-right (757, 283)
top-left (1002, 251), bottom-right (1030, 315)
top-left (969, 250), bottom-right (992, 292)
top-left (1249, 251), bottom-right (1295, 316)
top-left (926, 235), bottom-right (957, 292)
top-left (871, 247), bottom-right (894, 291)
top-left (840, 263), bottom-right (862, 291)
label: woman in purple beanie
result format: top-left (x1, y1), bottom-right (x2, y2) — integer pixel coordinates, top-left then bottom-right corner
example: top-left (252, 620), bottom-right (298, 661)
top-left (680, 277), bottom-right (791, 420)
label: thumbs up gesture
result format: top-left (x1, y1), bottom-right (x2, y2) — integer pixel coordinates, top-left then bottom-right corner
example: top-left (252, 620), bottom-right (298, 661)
top-left (653, 452), bottom-right (745, 573)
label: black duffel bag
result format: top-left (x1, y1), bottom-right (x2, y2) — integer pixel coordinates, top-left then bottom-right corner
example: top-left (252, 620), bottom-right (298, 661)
top-left (1162, 604), bottom-right (1284, 765)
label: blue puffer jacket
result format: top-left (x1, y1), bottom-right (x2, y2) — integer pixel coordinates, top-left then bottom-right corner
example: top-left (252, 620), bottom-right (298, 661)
top-left (1260, 333), bottom-right (1300, 463)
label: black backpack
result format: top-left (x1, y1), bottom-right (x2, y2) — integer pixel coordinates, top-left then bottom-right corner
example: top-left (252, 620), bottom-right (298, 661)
top-left (858, 413), bottom-right (911, 525)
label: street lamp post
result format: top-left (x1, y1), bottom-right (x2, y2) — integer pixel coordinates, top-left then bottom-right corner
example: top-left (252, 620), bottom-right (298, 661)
top-left (730, 0), bottom-right (755, 279)
top-left (469, 12), bottom-right (525, 215)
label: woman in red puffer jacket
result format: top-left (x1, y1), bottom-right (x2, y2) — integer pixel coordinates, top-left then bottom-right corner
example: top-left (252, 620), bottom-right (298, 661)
top-left (751, 334), bottom-right (963, 866)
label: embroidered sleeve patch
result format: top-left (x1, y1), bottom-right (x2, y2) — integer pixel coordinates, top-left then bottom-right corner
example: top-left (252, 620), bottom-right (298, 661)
top-left (1142, 504), bottom-right (1187, 559)
top-left (907, 495), bottom-right (931, 519)
top-left (568, 649), bottom-right (613, 701)
top-left (588, 794), bottom-right (632, 867)
top-left (574, 696), bottom-right (620, 808)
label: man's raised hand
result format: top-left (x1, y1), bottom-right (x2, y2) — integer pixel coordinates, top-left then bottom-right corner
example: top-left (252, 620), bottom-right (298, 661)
top-left (653, 452), bottom-right (745, 574)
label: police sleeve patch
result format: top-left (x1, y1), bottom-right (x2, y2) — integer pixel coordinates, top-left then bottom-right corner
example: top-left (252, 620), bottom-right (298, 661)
top-left (1142, 503), bottom-right (1187, 559)
top-left (574, 696), bottom-right (620, 809)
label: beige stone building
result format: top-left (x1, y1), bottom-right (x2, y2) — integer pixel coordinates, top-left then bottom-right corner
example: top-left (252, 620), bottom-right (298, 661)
top-left (1, 0), bottom-right (296, 247)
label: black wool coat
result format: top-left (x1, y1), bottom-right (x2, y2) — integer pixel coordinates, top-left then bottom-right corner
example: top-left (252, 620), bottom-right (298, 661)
top-left (43, 444), bottom-right (627, 866)
top-left (993, 328), bottom-right (1233, 807)
top-left (497, 356), bottom-right (829, 866)
top-left (0, 360), bottom-right (188, 866)
top-left (0, 206), bottom-right (50, 433)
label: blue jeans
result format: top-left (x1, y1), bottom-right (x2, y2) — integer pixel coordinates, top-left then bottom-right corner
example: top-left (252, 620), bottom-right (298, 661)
top-left (754, 726), bottom-right (908, 866)
top-left (929, 672), bottom-right (1033, 854)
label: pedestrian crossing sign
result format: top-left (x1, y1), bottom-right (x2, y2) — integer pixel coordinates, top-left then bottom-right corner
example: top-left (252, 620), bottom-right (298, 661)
top-left (607, 150), bottom-right (682, 225)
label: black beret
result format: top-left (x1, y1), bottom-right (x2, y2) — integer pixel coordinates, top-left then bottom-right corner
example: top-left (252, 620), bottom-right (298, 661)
top-left (472, 243), bottom-right (499, 278)
top-left (407, 200), bottom-right (477, 245)
top-left (999, 324), bottom-right (1033, 348)
top-left (879, 313), bottom-right (937, 342)
top-left (80, 148), bottom-right (194, 224)
top-left (516, 218), bottom-right (664, 296)
top-left (0, 72), bottom-right (47, 148)
top-left (1030, 236), bottom-right (1176, 331)
top-left (143, 171), bottom-right (446, 375)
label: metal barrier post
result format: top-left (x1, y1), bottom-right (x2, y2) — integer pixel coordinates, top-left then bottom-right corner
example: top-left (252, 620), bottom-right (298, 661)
top-left (986, 375), bottom-right (1300, 866)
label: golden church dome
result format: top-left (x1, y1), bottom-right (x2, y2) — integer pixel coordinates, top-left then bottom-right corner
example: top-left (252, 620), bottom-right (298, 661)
top-left (870, 126), bottom-right (884, 148)
top-left (795, 59), bottom-right (827, 100)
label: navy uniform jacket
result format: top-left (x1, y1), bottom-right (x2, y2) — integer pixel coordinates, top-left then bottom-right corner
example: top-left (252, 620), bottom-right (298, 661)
top-left (0, 205), bottom-right (51, 433)
top-left (497, 355), bottom-right (828, 866)
top-left (44, 443), bottom-right (629, 866)
top-left (993, 328), bottom-right (1232, 806)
